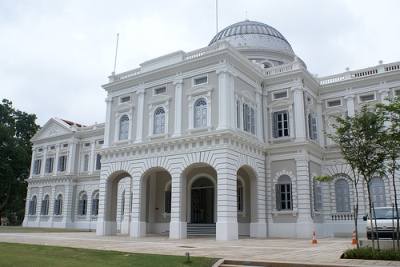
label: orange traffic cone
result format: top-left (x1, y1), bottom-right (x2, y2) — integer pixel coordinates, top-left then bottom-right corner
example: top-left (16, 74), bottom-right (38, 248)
top-left (351, 230), bottom-right (357, 245)
top-left (311, 231), bottom-right (318, 244)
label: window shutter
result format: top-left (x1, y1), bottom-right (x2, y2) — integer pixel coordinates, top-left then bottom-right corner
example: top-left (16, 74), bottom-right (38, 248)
top-left (311, 116), bottom-right (318, 140)
top-left (275, 184), bottom-right (281, 210)
top-left (54, 200), bottom-right (58, 214)
top-left (29, 201), bottom-right (33, 215)
top-left (273, 112), bottom-right (278, 138)
top-left (78, 200), bottom-right (83, 215)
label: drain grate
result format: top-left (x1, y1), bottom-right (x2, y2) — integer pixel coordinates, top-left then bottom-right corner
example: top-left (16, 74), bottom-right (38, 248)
top-left (178, 245), bottom-right (195, 248)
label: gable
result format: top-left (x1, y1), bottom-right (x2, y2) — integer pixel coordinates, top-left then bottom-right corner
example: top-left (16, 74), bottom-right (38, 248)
top-left (31, 118), bottom-right (74, 142)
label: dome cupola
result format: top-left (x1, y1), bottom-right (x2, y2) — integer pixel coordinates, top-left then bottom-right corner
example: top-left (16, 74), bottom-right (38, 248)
top-left (209, 20), bottom-right (297, 66)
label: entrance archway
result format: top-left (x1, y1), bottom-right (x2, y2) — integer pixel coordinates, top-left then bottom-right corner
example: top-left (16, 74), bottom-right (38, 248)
top-left (190, 177), bottom-right (214, 223)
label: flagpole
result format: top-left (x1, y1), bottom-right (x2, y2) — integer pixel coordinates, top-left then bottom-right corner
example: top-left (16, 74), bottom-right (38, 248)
top-left (216, 0), bottom-right (218, 34)
top-left (113, 33), bottom-right (119, 75)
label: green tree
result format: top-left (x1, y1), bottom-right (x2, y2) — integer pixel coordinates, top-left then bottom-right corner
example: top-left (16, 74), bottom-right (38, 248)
top-left (377, 97), bottom-right (400, 248)
top-left (329, 104), bottom-right (386, 251)
top-left (0, 99), bottom-right (40, 224)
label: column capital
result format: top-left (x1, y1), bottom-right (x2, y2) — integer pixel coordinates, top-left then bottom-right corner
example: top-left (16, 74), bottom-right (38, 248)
top-left (344, 94), bottom-right (355, 100)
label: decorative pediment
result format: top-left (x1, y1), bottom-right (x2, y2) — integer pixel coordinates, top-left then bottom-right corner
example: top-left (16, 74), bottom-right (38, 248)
top-left (268, 99), bottom-right (293, 109)
top-left (114, 102), bottom-right (135, 113)
top-left (322, 107), bottom-right (347, 117)
top-left (31, 118), bottom-right (75, 141)
top-left (148, 95), bottom-right (172, 105)
top-left (237, 90), bottom-right (255, 103)
top-left (187, 85), bottom-right (213, 97)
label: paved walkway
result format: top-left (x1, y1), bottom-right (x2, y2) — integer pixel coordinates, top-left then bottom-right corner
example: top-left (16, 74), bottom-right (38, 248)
top-left (1, 230), bottom-right (400, 266)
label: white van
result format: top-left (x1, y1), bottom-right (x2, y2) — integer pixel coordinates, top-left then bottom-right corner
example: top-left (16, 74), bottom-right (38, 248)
top-left (363, 206), bottom-right (399, 239)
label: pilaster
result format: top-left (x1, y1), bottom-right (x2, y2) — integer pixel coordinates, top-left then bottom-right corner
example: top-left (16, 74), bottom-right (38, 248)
top-left (172, 80), bottom-right (183, 138)
top-left (135, 88), bottom-right (145, 143)
top-left (216, 166), bottom-right (238, 240)
top-left (103, 97), bottom-right (113, 147)
top-left (345, 95), bottom-right (355, 117)
top-left (216, 69), bottom-right (235, 131)
top-left (169, 171), bottom-right (187, 239)
top-left (291, 87), bottom-right (306, 141)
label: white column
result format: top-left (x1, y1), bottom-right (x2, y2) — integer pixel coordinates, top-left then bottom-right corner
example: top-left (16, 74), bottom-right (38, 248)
top-left (262, 92), bottom-right (269, 142)
top-left (292, 87), bottom-right (306, 141)
top-left (316, 100), bottom-right (324, 147)
top-left (89, 140), bottom-right (96, 174)
top-left (66, 141), bottom-right (77, 175)
top-left (172, 80), bottom-right (183, 138)
top-left (216, 69), bottom-right (234, 130)
top-left (53, 144), bottom-right (60, 175)
top-left (256, 89), bottom-right (263, 140)
top-left (120, 179), bottom-right (131, 234)
top-left (216, 166), bottom-right (238, 240)
top-left (135, 88), bottom-right (145, 143)
top-left (62, 179), bottom-right (73, 228)
top-left (29, 148), bottom-right (37, 178)
top-left (169, 171), bottom-right (186, 239)
top-left (40, 147), bottom-right (47, 177)
top-left (130, 176), bottom-right (146, 237)
top-left (22, 185), bottom-right (32, 227)
top-left (49, 185), bottom-right (56, 226)
top-left (295, 156), bottom-right (314, 238)
top-left (345, 95), bottom-right (355, 116)
top-left (250, 163), bottom-right (267, 238)
top-left (103, 97), bottom-right (113, 147)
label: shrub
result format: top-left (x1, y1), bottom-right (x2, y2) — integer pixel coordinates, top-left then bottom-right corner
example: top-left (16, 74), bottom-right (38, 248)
top-left (343, 247), bottom-right (400, 261)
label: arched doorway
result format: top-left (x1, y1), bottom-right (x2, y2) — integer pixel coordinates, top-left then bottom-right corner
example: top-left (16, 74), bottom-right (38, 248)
top-left (191, 177), bottom-right (214, 223)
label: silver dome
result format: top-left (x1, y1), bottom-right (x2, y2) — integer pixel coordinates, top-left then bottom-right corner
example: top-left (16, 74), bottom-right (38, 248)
top-left (209, 20), bottom-right (295, 56)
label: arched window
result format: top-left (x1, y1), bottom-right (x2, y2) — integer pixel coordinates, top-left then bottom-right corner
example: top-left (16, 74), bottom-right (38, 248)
top-left (276, 176), bottom-right (292, 210)
top-left (92, 192), bottom-right (99, 216)
top-left (41, 195), bottom-right (49, 215)
top-left (370, 177), bottom-right (386, 207)
top-left (335, 179), bottom-right (350, 212)
top-left (154, 107), bottom-right (165, 134)
top-left (78, 194), bottom-right (87, 216)
top-left (119, 115), bottom-right (129, 140)
top-left (194, 98), bottom-right (207, 128)
top-left (54, 194), bottom-right (63, 215)
top-left (29, 196), bottom-right (37, 215)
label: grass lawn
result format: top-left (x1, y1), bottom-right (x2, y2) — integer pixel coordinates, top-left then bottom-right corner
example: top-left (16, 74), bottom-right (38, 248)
top-left (0, 242), bottom-right (219, 267)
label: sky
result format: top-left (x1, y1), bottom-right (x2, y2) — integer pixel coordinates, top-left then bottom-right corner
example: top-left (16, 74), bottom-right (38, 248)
top-left (1, 0), bottom-right (400, 127)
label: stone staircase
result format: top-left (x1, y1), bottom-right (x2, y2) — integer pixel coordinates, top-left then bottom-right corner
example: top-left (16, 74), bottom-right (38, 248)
top-left (187, 223), bottom-right (216, 236)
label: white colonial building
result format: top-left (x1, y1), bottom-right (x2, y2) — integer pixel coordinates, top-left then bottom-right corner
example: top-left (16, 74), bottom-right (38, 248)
top-left (23, 20), bottom-right (400, 240)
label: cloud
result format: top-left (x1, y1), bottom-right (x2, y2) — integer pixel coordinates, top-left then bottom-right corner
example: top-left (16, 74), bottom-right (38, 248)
top-left (1, 0), bottom-right (399, 127)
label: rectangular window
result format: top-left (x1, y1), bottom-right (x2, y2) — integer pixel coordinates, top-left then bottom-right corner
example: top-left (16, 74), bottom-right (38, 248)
top-left (273, 111), bottom-right (289, 138)
top-left (45, 158), bottom-right (54, 173)
top-left (58, 155), bottom-right (67, 172)
top-left (194, 76), bottom-right (208, 85)
top-left (62, 143), bottom-right (68, 148)
top-left (359, 94), bottom-right (375, 102)
top-left (120, 96), bottom-right (130, 103)
top-left (308, 115), bottom-right (318, 140)
top-left (37, 148), bottom-right (43, 153)
top-left (243, 104), bottom-right (256, 134)
top-left (33, 159), bottom-right (41, 175)
top-left (327, 99), bottom-right (342, 107)
top-left (314, 183), bottom-right (322, 212)
top-left (273, 90), bottom-right (288, 100)
top-left (154, 87), bottom-right (166, 95)
top-left (50, 146), bottom-right (55, 150)
top-left (98, 140), bottom-right (104, 145)
top-left (276, 184), bottom-right (292, 210)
